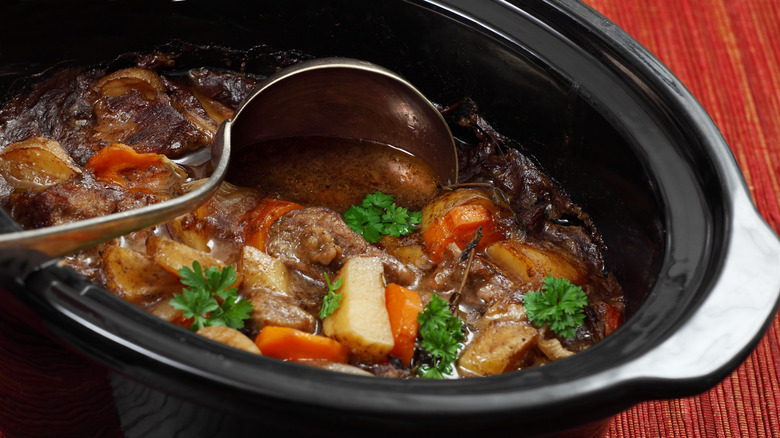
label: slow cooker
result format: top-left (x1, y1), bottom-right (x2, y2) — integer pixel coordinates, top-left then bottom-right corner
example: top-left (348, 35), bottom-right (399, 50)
top-left (1, 1), bottom-right (779, 437)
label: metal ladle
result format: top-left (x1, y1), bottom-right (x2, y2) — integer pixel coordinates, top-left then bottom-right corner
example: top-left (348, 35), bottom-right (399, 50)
top-left (0, 58), bottom-right (458, 262)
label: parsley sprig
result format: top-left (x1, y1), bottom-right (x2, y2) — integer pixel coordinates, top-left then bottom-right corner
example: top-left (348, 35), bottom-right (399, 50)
top-left (343, 191), bottom-right (422, 243)
top-left (318, 273), bottom-right (343, 319)
top-left (416, 294), bottom-right (465, 379)
top-left (524, 274), bottom-right (588, 339)
top-left (170, 261), bottom-right (253, 332)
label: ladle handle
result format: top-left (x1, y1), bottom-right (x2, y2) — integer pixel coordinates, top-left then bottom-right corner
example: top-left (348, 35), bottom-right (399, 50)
top-left (0, 200), bottom-right (194, 259)
top-left (0, 123), bottom-right (231, 263)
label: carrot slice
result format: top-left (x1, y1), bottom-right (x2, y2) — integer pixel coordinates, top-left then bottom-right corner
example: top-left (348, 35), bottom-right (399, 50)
top-left (422, 203), bottom-right (505, 262)
top-left (254, 326), bottom-right (349, 363)
top-left (244, 198), bottom-right (304, 250)
top-left (171, 312), bottom-right (196, 330)
top-left (85, 143), bottom-right (182, 193)
top-left (385, 283), bottom-right (423, 366)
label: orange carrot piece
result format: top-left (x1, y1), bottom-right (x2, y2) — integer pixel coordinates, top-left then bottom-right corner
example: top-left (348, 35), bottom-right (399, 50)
top-left (385, 283), bottom-right (423, 366)
top-left (171, 312), bottom-right (196, 330)
top-left (85, 143), bottom-right (179, 193)
top-left (423, 203), bottom-right (505, 262)
top-left (244, 198), bottom-right (303, 250)
top-left (254, 326), bottom-right (349, 363)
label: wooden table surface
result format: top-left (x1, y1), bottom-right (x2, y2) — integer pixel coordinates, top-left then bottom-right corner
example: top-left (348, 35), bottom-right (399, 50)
top-left (1, 0), bottom-right (779, 437)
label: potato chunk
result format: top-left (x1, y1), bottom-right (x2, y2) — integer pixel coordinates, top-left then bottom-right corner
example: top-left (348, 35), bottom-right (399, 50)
top-left (102, 245), bottom-right (181, 306)
top-left (196, 326), bottom-right (261, 355)
top-left (239, 245), bottom-right (291, 294)
top-left (146, 235), bottom-right (231, 277)
top-left (457, 319), bottom-right (538, 377)
top-left (305, 360), bottom-right (374, 377)
top-left (148, 300), bottom-right (181, 323)
top-left (321, 256), bottom-right (394, 362)
top-left (420, 187), bottom-right (500, 232)
top-left (486, 240), bottom-right (587, 286)
top-left (0, 136), bottom-right (81, 192)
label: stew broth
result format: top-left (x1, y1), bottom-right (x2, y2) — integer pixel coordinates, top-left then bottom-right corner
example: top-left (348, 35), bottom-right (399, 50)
top-left (228, 136), bottom-right (440, 212)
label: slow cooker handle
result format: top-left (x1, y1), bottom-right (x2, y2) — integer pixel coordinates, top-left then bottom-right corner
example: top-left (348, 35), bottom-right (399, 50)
top-left (624, 189), bottom-right (780, 386)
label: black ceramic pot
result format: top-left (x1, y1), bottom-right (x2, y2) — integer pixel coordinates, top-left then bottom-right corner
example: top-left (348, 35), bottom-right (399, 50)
top-left (1, 1), bottom-right (779, 437)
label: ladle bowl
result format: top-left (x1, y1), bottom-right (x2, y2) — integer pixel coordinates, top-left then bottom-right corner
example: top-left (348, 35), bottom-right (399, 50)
top-left (0, 57), bottom-right (457, 262)
top-left (223, 57), bottom-right (458, 211)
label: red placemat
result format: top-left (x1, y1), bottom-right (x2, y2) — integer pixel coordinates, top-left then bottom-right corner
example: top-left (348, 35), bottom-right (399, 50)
top-left (582, 0), bottom-right (780, 436)
top-left (1, 1), bottom-right (778, 437)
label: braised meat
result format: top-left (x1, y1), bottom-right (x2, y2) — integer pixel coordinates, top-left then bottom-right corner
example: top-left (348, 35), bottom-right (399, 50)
top-left (266, 207), bottom-right (420, 286)
top-left (10, 173), bottom-right (166, 229)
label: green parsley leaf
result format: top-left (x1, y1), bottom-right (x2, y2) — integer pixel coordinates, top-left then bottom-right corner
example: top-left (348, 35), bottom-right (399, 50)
top-left (170, 261), bottom-right (253, 331)
top-left (343, 191), bottom-right (422, 243)
top-left (523, 274), bottom-right (589, 339)
top-left (364, 191), bottom-right (394, 209)
top-left (416, 294), bottom-right (465, 379)
top-left (318, 273), bottom-right (344, 319)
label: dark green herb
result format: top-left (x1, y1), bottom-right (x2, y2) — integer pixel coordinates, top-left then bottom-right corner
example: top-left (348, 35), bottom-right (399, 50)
top-left (170, 261), bottom-right (253, 331)
top-left (416, 294), bottom-right (465, 379)
top-left (318, 273), bottom-right (344, 319)
top-left (343, 191), bottom-right (422, 243)
top-left (524, 274), bottom-right (588, 339)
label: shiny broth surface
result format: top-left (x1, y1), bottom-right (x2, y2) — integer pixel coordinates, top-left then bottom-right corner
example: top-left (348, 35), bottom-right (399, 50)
top-left (228, 136), bottom-right (440, 212)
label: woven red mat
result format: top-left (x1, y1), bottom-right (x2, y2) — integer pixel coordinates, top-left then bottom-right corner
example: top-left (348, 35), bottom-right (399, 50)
top-left (1, 1), bottom-right (779, 438)
top-left (583, 0), bottom-right (780, 436)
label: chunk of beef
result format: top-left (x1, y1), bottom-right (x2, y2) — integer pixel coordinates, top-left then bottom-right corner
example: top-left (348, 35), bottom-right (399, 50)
top-left (0, 68), bottom-right (100, 162)
top-left (166, 182), bottom-right (264, 261)
top-left (186, 68), bottom-right (257, 110)
top-left (89, 79), bottom-right (214, 160)
top-left (246, 288), bottom-right (317, 335)
top-left (0, 66), bottom-right (221, 166)
top-left (9, 173), bottom-right (165, 229)
top-left (265, 207), bottom-right (420, 286)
